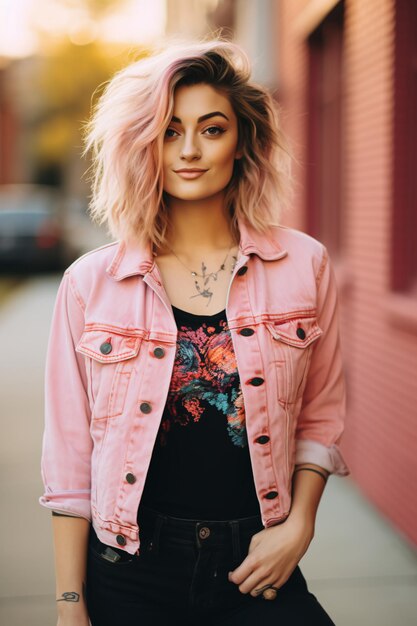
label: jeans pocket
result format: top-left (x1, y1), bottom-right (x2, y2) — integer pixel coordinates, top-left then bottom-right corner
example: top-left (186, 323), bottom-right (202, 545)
top-left (88, 542), bottom-right (136, 567)
top-left (88, 528), bottom-right (135, 567)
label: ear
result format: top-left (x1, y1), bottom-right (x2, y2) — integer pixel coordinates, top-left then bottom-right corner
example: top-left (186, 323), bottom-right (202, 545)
top-left (233, 135), bottom-right (244, 160)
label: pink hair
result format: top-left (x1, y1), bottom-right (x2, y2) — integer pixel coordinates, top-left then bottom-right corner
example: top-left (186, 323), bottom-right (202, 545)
top-left (82, 36), bottom-right (294, 247)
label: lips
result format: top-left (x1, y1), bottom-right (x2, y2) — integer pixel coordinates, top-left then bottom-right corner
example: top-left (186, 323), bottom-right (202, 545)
top-left (174, 169), bottom-right (208, 179)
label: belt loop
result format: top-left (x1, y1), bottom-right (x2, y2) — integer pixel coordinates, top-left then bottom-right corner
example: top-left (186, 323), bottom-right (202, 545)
top-left (151, 513), bottom-right (165, 556)
top-left (229, 520), bottom-right (241, 563)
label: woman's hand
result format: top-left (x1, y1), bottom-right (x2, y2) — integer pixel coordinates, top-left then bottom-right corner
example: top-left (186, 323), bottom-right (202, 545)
top-left (228, 514), bottom-right (314, 597)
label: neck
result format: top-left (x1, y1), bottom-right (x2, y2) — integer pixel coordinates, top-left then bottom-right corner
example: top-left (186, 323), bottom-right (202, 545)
top-left (162, 192), bottom-right (237, 255)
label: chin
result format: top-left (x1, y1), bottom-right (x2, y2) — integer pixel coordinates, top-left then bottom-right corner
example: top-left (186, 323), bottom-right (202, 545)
top-left (165, 188), bottom-right (225, 202)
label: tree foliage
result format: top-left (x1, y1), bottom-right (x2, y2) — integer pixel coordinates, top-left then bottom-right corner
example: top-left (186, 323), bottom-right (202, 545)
top-left (32, 40), bottom-right (148, 170)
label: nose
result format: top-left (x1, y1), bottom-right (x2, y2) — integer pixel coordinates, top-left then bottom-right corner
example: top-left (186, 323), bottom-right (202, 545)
top-left (180, 131), bottom-right (201, 160)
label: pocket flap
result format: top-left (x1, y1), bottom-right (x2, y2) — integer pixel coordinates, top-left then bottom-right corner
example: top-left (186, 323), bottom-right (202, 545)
top-left (266, 316), bottom-right (323, 348)
top-left (76, 329), bottom-right (141, 363)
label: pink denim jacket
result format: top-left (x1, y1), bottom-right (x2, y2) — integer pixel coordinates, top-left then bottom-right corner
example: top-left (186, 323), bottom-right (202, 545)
top-left (39, 217), bottom-right (350, 555)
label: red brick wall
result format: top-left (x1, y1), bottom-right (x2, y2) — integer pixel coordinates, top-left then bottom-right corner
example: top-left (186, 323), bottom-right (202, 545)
top-left (277, 0), bottom-right (309, 232)
top-left (0, 70), bottom-right (17, 184)
top-left (277, 0), bottom-right (417, 547)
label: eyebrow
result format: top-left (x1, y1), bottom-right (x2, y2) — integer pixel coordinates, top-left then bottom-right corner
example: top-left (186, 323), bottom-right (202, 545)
top-left (170, 111), bottom-right (230, 124)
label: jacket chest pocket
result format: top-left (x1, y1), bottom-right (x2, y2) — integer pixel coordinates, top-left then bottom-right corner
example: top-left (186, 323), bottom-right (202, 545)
top-left (265, 316), bottom-right (323, 405)
top-left (76, 328), bottom-right (142, 420)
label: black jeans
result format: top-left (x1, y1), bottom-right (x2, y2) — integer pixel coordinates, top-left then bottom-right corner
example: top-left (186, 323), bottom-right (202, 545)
top-left (86, 505), bottom-right (336, 625)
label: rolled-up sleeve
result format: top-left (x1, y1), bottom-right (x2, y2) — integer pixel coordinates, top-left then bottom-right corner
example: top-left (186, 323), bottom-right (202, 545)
top-left (39, 269), bottom-right (92, 520)
top-left (294, 245), bottom-right (350, 476)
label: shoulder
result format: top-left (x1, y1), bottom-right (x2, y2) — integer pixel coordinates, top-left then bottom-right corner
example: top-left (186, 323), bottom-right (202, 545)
top-left (65, 240), bottom-right (119, 273)
top-left (62, 240), bottom-right (120, 298)
top-left (267, 224), bottom-right (327, 270)
top-left (272, 224), bottom-right (325, 253)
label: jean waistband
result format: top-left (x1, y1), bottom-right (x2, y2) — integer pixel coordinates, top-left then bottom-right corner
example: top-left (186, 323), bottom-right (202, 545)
top-left (137, 505), bottom-right (264, 553)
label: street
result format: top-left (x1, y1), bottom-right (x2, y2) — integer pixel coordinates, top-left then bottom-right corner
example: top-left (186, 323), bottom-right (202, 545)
top-left (0, 276), bottom-right (60, 625)
top-left (0, 276), bottom-right (416, 625)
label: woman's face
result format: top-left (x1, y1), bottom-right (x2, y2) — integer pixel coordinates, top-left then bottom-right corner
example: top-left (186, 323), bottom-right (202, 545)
top-left (162, 83), bottom-right (242, 204)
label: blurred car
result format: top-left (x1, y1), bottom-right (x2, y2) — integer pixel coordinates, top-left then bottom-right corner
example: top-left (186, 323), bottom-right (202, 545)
top-left (0, 184), bottom-right (84, 273)
top-left (63, 195), bottom-right (112, 258)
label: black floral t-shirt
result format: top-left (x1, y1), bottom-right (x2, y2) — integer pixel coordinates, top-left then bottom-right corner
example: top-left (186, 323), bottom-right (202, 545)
top-left (139, 304), bottom-right (261, 520)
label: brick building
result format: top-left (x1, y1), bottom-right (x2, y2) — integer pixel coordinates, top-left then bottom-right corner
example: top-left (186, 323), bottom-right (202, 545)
top-left (275, 0), bottom-right (417, 546)
top-left (0, 63), bottom-right (18, 184)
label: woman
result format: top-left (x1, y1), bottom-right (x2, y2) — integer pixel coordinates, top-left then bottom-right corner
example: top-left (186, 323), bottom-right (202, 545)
top-left (39, 38), bottom-right (350, 625)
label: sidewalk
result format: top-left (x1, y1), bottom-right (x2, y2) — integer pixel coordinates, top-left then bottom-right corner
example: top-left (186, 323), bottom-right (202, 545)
top-left (300, 475), bottom-right (417, 625)
top-left (1, 277), bottom-right (416, 625)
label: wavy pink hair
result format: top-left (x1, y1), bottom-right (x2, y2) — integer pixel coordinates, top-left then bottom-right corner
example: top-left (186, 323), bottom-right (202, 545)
top-left (82, 36), bottom-right (293, 247)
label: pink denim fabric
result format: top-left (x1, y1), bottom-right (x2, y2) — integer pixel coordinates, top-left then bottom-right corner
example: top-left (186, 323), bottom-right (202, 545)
top-left (39, 218), bottom-right (350, 555)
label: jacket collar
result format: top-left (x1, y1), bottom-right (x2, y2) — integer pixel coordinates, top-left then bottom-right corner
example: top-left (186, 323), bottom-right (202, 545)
top-left (106, 215), bottom-right (287, 281)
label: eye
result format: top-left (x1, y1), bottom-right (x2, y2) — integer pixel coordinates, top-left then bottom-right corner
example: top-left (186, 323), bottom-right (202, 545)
top-left (203, 126), bottom-right (225, 136)
top-left (165, 128), bottom-right (178, 138)
top-left (164, 125), bottom-right (226, 139)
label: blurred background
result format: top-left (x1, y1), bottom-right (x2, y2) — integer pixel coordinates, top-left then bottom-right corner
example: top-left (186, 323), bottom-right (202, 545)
top-left (0, 1), bottom-right (416, 625)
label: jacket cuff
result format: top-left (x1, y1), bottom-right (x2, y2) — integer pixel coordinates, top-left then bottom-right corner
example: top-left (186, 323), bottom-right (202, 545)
top-left (52, 511), bottom-right (83, 518)
top-left (295, 439), bottom-right (350, 476)
top-left (39, 492), bottom-right (91, 522)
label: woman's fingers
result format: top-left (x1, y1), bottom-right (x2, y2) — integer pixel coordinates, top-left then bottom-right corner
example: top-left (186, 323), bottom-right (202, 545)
top-left (228, 558), bottom-right (254, 586)
top-left (251, 579), bottom-right (275, 598)
top-left (232, 567), bottom-right (270, 596)
top-left (230, 560), bottom-right (292, 597)
top-left (228, 524), bottom-right (301, 596)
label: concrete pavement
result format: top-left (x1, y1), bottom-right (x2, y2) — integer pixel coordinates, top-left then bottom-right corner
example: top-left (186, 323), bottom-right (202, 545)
top-left (301, 476), bottom-right (417, 625)
top-left (1, 276), bottom-right (416, 625)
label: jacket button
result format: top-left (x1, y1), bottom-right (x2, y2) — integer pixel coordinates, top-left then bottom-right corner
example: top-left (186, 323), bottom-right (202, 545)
top-left (296, 327), bottom-right (306, 340)
top-left (140, 402), bottom-right (152, 414)
top-left (256, 435), bottom-right (270, 445)
top-left (153, 347), bottom-right (165, 358)
top-left (100, 341), bottom-right (112, 355)
top-left (265, 491), bottom-right (279, 500)
top-left (116, 534), bottom-right (126, 546)
top-left (237, 266), bottom-right (248, 276)
top-left (240, 328), bottom-right (255, 336)
top-left (249, 377), bottom-right (264, 386)
top-left (125, 473), bottom-right (136, 484)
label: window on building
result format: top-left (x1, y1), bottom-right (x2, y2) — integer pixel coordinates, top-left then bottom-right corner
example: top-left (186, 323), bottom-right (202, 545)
top-left (306, 2), bottom-right (344, 257)
top-left (392, 0), bottom-right (417, 294)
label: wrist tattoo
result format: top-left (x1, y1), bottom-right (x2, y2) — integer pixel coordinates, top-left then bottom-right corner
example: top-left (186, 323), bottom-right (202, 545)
top-left (56, 592), bottom-right (80, 602)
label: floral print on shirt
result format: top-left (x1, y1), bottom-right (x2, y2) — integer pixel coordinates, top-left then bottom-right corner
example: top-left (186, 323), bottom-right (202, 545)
top-left (159, 315), bottom-right (247, 448)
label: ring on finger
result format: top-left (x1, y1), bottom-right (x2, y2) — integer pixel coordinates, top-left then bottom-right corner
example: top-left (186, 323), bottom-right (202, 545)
top-left (262, 585), bottom-right (279, 600)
